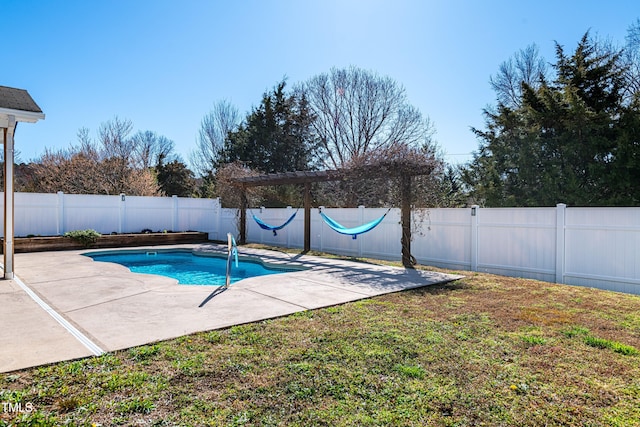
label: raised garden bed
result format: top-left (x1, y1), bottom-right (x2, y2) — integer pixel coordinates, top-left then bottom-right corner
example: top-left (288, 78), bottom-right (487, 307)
top-left (5, 232), bottom-right (209, 253)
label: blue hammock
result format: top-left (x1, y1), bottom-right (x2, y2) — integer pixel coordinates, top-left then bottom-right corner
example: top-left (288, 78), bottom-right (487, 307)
top-left (252, 210), bottom-right (298, 236)
top-left (319, 209), bottom-right (390, 239)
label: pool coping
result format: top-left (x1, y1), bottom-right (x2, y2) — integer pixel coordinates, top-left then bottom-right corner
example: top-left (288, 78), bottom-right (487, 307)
top-left (1, 243), bottom-right (462, 373)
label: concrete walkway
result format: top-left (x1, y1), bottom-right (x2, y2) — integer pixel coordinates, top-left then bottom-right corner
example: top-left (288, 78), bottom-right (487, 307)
top-left (1, 244), bottom-right (461, 373)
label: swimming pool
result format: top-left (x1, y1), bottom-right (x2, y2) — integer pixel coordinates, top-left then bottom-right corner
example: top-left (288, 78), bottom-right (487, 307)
top-left (86, 250), bottom-right (303, 286)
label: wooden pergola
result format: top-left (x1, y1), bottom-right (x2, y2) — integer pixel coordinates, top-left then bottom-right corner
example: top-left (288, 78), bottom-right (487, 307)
top-left (233, 166), bottom-right (431, 268)
top-left (0, 86), bottom-right (45, 279)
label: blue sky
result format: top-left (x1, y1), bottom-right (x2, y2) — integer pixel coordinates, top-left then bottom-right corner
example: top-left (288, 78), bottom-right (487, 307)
top-left (3, 0), bottom-right (636, 169)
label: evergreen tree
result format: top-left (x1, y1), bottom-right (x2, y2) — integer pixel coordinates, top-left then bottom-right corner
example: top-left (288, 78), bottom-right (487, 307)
top-left (465, 32), bottom-right (639, 206)
top-left (155, 155), bottom-right (196, 197)
top-left (221, 80), bottom-right (316, 173)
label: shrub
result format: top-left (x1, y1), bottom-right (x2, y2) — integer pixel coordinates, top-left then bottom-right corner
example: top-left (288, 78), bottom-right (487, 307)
top-left (64, 229), bottom-right (102, 247)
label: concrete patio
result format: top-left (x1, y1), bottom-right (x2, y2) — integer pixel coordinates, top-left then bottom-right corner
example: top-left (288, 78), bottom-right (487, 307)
top-left (1, 244), bottom-right (462, 373)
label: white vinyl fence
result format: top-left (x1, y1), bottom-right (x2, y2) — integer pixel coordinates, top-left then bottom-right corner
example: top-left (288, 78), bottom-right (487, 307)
top-left (1, 192), bottom-right (223, 236)
top-left (246, 204), bottom-right (640, 295)
top-left (2, 192), bottom-right (639, 295)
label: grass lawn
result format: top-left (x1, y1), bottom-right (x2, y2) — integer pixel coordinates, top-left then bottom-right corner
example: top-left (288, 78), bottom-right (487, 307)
top-left (1, 250), bottom-right (640, 426)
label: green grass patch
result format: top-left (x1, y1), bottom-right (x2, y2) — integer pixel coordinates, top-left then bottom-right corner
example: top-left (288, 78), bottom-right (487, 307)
top-left (562, 325), bottom-right (638, 356)
top-left (128, 344), bottom-right (161, 363)
top-left (520, 335), bottom-right (547, 346)
top-left (114, 397), bottom-right (155, 414)
top-left (561, 325), bottom-right (591, 338)
top-left (393, 363), bottom-right (426, 379)
top-left (584, 335), bottom-right (639, 356)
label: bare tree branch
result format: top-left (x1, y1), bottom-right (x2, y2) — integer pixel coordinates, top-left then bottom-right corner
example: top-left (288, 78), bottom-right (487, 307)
top-left (98, 116), bottom-right (135, 164)
top-left (301, 66), bottom-right (431, 169)
top-left (131, 130), bottom-right (176, 169)
top-left (190, 100), bottom-right (240, 176)
top-left (490, 44), bottom-right (549, 109)
top-left (624, 18), bottom-right (640, 99)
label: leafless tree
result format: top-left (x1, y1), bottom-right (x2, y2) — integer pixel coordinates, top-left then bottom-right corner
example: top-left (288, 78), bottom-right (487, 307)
top-left (95, 116), bottom-right (136, 195)
top-left (624, 18), bottom-right (640, 99)
top-left (300, 66), bottom-right (431, 170)
top-left (30, 146), bottom-right (160, 196)
top-left (29, 120), bottom-right (161, 196)
top-left (190, 100), bottom-right (240, 176)
top-left (131, 130), bottom-right (176, 169)
top-left (489, 44), bottom-right (549, 109)
top-left (97, 116), bottom-right (135, 164)
top-left (76, 127), bottom-right (96, 156)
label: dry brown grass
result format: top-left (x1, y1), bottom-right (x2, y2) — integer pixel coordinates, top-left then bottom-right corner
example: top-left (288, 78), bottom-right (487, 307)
top-left (1, 253), bottom-right (639, 426)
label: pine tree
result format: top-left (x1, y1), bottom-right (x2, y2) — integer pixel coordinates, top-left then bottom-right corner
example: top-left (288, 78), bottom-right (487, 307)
top-left (221, 80), bottom-right (316, 174)
top-left (465, 32), bottom-right (638, 206)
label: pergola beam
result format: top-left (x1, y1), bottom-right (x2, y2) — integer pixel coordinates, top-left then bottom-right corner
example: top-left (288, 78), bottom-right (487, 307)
top-left (235, 170), bottom-right (344, 187)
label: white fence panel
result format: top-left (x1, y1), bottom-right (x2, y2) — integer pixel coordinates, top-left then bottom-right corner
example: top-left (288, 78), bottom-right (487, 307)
top-left (12, 192), bottom-right (60, 237)
top-left (2, 192), bottom-right (221, 237)
top-left (287, 210), bottom-right (306, 249)
top-left (123, 195), bottom-right (173, 233)
top-left (63, 194), bottom-right (121, 234)
top-left (564, 207), bottom-right (640, 294)
top-left (176, 197), bottom-right (219, 233)
top-left (247, 207), bottom-right (304, 249)
top-left (359, 208), bottom-right (401, 260)
top-left (315, 208), bottom-right (362, 257)
top-left (209, 208), bottom-right (239, 241)
top-left (412, 208), bottom-right (472, 270)
top-left (476, 208), bottom-right (557, 281)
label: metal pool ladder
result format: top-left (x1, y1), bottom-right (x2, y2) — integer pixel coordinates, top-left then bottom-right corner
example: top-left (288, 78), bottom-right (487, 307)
top-left (225, 233), bottom-right (238, 288)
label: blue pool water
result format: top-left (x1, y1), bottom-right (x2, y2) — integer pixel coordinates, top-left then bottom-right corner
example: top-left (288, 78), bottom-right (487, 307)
top-left (86, 251), bottom-right (298, 286)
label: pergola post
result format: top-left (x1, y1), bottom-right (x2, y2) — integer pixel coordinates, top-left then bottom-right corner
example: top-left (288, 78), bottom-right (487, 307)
top-left (304, 182), bottom-right (311, 252)
top-left (3, 117), bottom-right (15, 279)
top-left (400, 174), bottom-right (414, 268)
top-left (239, 184), bottom-right (247, 244)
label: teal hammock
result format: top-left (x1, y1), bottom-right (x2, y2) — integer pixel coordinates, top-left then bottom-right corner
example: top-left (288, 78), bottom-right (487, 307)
top-left (319, 209), bottom-right (391, 239)
top-left (252, 210), bottom-right (298, 236)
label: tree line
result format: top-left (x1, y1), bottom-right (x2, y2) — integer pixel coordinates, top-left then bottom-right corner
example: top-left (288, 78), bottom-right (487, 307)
top-left (8, 18), bottom-right (640, 208)
top-left (195, 69), bottom-right (445, 208)
top-left (11, 66), bottom-right (447, 209)
top-left (462, 20), bottom-right (640, 206)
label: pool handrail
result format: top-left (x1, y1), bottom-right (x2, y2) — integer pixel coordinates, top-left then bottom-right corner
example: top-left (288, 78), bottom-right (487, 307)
top-left (225, 233), bottom-right (238, 288)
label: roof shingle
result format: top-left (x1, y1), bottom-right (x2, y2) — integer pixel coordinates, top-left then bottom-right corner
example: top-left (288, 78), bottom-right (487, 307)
top-left (0, 85), bottom-right (43, 113)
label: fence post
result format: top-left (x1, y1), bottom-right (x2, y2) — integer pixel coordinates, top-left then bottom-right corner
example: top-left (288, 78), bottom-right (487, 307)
top-left (57, 191), bottom-right (65, 235)
top-left (118, 194), bottom-right (126, 233)
top-left (555, 203), bottom-right (567, 284)
top-left (172, 195), bottom-right (179, 231)
top-left (319, 206), bottom-right (325, 253)
top-left (286, 206), bottom-right (292, 248)
top-left (470, 205), bottom-right (479, 271)
top-left (213, 198), bottom-right (221, 241)
top-left (258, 206), bottom-right (265, 245)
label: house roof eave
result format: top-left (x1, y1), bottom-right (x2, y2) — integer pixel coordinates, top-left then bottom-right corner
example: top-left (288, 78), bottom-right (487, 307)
top-left (0, 107), bottom-right (45, 124)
